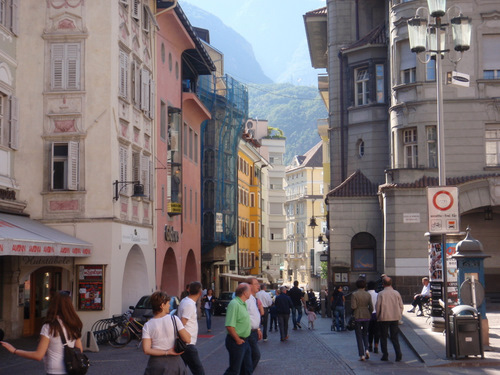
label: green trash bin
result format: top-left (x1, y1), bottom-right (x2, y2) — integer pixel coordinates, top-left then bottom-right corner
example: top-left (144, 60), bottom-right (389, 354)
top-left (449, 305), bottom-right (484, 359)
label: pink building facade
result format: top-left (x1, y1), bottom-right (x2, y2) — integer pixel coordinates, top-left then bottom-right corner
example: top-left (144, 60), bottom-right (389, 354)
top-left (155, 4), bottom-right (213, 297)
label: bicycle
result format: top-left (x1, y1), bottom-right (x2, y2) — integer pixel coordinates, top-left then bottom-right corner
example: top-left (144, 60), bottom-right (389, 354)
top-left (110, 314), bottom-right (145, 348)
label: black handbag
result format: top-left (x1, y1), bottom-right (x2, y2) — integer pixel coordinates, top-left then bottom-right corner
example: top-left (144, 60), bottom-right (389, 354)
top-left (56, 321), bottom-right (89, 375)
top-left (171, 315), bottom-right (187, 353)
top-left (346, 315), bottom-right (356, 331)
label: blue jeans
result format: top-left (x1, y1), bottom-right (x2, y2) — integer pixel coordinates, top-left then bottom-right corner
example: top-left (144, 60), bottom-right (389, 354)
top-left (354, 320), bottom-right (370, 356)
top-left (205, 308), bottom-right (212, 330)
top-left (291, 305), bottom-right (302, 328)
top-left (333, 306), bottom-right (345, 331)
top-left (224, 335), bottom-right (252, 375)
top-left (181, 344), bottom-right (205, 375)
top-left (246, 330), bottom-right (260, 371)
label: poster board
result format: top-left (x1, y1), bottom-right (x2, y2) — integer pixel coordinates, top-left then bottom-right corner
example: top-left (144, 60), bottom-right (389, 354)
top-left (77, 265), bottom-right (104, 311)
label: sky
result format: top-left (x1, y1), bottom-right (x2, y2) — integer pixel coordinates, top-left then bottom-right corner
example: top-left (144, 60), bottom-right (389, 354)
top-left (179, 0), bottom-right (327, 86)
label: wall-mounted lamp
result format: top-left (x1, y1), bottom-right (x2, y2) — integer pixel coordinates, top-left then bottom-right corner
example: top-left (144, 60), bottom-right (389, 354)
top-left (485, 206), bottom-right (493, 221)
top-left (317, 234), bottom-right (325, 244)
top-left (113, 180), bottom-right (146, 201)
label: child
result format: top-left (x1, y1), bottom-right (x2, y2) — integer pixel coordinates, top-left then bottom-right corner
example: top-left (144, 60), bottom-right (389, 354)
top-left (269, 302), bottom-right (278, 332)
top-left (306, 305), bottom-right (317, 330)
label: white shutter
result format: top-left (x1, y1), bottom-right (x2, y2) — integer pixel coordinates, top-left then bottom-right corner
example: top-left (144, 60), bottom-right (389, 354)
top-left (135, 61), bottom-right (141, 106)
top-left (483, 35), bottom-right (500, 70)
top-left (119, 51), bottom-right (129, 98)
top-left (142, 5), bottom-right (150, 33)
top-left (119, 146), bottom-right (128, 195)
top-left (149, 78), bottom-right (155, 119)
top-left (66, 44), bottom-right (80, 90)
top-left (141, 155), bottom-right (150, 199)
top-left (131, 60), bottom-right (136, 103)
top-left (11, 0), bottom-right (19, 35)
top-left (149, 160), bottom-right (153, 199)
top-left (400, 40), bottom-right (416, 70)
top-left (132, 0), bottom-right (140, 20)
top-left (141, 69), bottom-right (149, 111)
top-left (67, 141), bottom-right (79, 190)
top-left (9, 95), bottom-right (18, 150)
top-left (51, 44), bottom-right (64, 90)
top-left (132, 152), bottom-right (140, 182)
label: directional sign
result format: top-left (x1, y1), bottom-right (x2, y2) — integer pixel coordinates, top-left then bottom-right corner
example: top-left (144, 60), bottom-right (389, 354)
top-left (427, 187), bottom-right (459, 234)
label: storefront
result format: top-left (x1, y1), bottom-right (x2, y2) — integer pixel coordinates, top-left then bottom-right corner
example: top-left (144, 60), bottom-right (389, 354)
top-left (0, 213), bottom-right (92, 338)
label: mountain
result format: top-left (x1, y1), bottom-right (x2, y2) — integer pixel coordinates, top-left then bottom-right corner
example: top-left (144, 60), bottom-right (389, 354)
top-left (248, 83), bottom-right (327, 164)
top-left (180, 2), bottom-right (273, 84)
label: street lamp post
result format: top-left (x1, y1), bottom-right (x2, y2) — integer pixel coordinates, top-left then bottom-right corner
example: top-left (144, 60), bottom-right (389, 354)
top-left (408, 0), bottom-right (472, 359)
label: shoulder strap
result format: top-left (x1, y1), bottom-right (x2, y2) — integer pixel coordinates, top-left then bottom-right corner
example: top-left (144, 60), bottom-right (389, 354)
top-left (171, 315), bottom-right (178, 335)
top-left (55, 320), bottom-right (68, 346)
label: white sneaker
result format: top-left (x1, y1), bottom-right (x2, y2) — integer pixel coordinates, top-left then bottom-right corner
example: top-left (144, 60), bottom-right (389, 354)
top-left (365, 350), bottom-right (370, 359)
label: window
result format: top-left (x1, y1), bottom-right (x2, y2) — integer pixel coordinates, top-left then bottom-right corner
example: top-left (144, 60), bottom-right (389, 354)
top-left (194, 132), bottom-right (198, 163)
top-left (376, 64), bottom-right (384, 103)
top-left (351, 232), bottom-right (376, 271)
top-left (132, 151), bottom-right (140, 183)
top-left (119, 50), bottom-right (129, 99)
top-left (250, 192), bottom-right (255, 207)
top-left (486, 126), bottom-right (500, 166)
top-left (51, 142), bottom-right (79, 190)
top-left (0, 0), bottom-right (18, 35)
top-left (426, 59), bottom-right (436, 81)
top-left (400, 40), bottom-right (416, 84)
top-left (250, 222), bottom-right (255, 237)
top-left (403, 129), bottom-right (418, 168)
top-left (427, 126), bottom-right (437, 168)
top-left (483, 35), bottom-right (500, 79)
top-left (160, 101), bottom-right (166, 140)
top-left (357, 139), bottom-right (365, 158)
top-left (355, 68), bottom-right (369, 106)
top-left (183, 123), bottom-right (188, 156)
top-left (131, 60), bottom-right (141, 107)
top-left (189, 127), bottom-right (193, 159)
top-left (51, 43), bottom-right (81, 91)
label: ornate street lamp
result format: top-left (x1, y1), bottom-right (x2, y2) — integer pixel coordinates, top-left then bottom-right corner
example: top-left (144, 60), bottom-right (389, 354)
top-left (407, 0), bottom-right (471, 359)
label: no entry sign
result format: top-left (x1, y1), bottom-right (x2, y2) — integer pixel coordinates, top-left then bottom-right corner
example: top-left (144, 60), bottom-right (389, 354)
top-left (427, 187), bottom-right (460, 234)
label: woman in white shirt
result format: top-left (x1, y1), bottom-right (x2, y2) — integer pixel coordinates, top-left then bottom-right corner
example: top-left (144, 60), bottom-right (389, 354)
top-left (142, 291), bottom-right (191, 375)
top-left (1, 291), bottom-right (83, 375)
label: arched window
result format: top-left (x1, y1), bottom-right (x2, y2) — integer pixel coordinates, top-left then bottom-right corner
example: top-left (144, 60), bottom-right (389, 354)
top-left (351, 232), bottom-right (376, 271)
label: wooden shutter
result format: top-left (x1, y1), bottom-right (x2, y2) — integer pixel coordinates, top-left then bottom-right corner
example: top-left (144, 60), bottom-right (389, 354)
top-left (132, 0), bottom-right (140, 20)
top-left (119, 51), bottom-right (129, 98)
top-left (141, 69), bottom-right (149, 111)
top-left (51, 44), bottom-right (64, 90)
top-left (67, 141), bottom-right (79, 190)
top-left (66, 44), bottom-right (80, 90)
top-left (119, 146), bottom-right (128, 195)
top-left (141, 155), bottom-right (150, 199)
top-left (9, 95), bottom-right (18, 150)
top-left (132, 152), bottom-right (140, 182)
top-left (142, 5), bottom-right (150, 33)
top-left (131, 60), bottom-right (136, 104)
top-left (135, 61), bottom-right (141, 106)
top-left (10, 0), bottom-right (18, 35)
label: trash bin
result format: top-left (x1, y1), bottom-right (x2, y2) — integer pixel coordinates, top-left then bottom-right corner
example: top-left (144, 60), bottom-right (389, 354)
top-left (449, 305), bottom-right (484, 359)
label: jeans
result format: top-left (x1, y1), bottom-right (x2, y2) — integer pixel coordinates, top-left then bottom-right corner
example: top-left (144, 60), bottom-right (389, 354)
top-left (246, 330), bottom-right (260, 371)
top-left (333, 306), bottom-right (345, 331)
top-left (277, 313), bottom-right (290, 341)
top-left (354, 320), bottom-right (370, 356)
top-left (291, 305), bottom-right (302, 328)
top-left (379, 321), bottom-right (402, 358)
top-left (260, 307), bottom-right (269, 339)
top-left (205, 308), bottom-right (212, 330)
top-left (270, 315), bottom-right (278, 330)
top-left (224, 335), bottom-right (252, 375)
top-left (181, 344), bottom-right (205, 375)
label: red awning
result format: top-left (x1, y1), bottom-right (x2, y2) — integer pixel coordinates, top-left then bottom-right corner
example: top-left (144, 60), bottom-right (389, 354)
top-left (0, 213), bottom-right (92, 257)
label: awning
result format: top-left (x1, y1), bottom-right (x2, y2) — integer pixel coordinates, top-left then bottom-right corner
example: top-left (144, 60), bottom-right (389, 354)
top-left (0, 213), bottom-right (92, 257)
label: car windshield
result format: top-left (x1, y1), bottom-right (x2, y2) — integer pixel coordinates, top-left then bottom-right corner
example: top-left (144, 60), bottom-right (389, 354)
top-left (220, 292), bottom-right (233, 300)
top-left (135, 296), bottom-right (152, 309)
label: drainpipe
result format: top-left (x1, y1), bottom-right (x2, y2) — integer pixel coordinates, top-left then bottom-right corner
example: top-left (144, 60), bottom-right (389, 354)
top-left (155, 0), bottom-right (178, 17)
top-left (355, 0), bottom-right (359, 40)
top-left (338, 50), bottom-right (346, 182)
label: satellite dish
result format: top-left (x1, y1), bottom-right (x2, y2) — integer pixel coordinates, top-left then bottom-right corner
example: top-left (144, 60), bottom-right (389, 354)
top-left (460, 278), bottom-right (485, 307)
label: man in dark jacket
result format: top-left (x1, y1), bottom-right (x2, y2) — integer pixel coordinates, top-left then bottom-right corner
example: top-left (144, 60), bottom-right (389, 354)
top-left (287, 281), bottom-right (304, 329)
top-left (275, 286), bottom-right (293, 342)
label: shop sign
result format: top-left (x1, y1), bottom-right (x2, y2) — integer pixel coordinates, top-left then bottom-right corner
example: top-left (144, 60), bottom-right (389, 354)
top-left (164, 225), bottom-right (179, 242)
top-left (21, 256), bottom-right (72, 266)
top-left (122, 226), bottom-right (149, 244)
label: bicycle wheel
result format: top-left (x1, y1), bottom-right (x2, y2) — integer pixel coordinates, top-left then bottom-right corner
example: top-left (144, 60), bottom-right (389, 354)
top-left (110, 324), bottom-right (132, 347)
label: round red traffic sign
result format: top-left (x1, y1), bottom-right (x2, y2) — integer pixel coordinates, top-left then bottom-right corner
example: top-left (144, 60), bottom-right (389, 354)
top-left (432, 190), bottom-right (454, 211)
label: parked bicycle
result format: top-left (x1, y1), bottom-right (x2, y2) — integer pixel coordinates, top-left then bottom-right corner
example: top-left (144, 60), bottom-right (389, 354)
top-left (111, 314), bottom-right (145, 348)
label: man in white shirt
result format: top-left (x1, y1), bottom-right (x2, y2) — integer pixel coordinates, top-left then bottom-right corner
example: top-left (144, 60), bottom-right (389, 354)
top-left (256, 284), bottom-right (273, 341)
top-left (408, 277), bottom-right (431, 316)
top-left (246, 278), bottom-right (264, 371)
top-left (178, 281), bottom-right (205, 375)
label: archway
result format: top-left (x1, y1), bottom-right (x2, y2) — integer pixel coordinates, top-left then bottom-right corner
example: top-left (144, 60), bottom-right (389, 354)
top-left (122, 245), bottom-right (149, 312)
top-left (161, 248), bottom-right (179, 297)
top-left (183, 249), bottom-right (198, 286)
